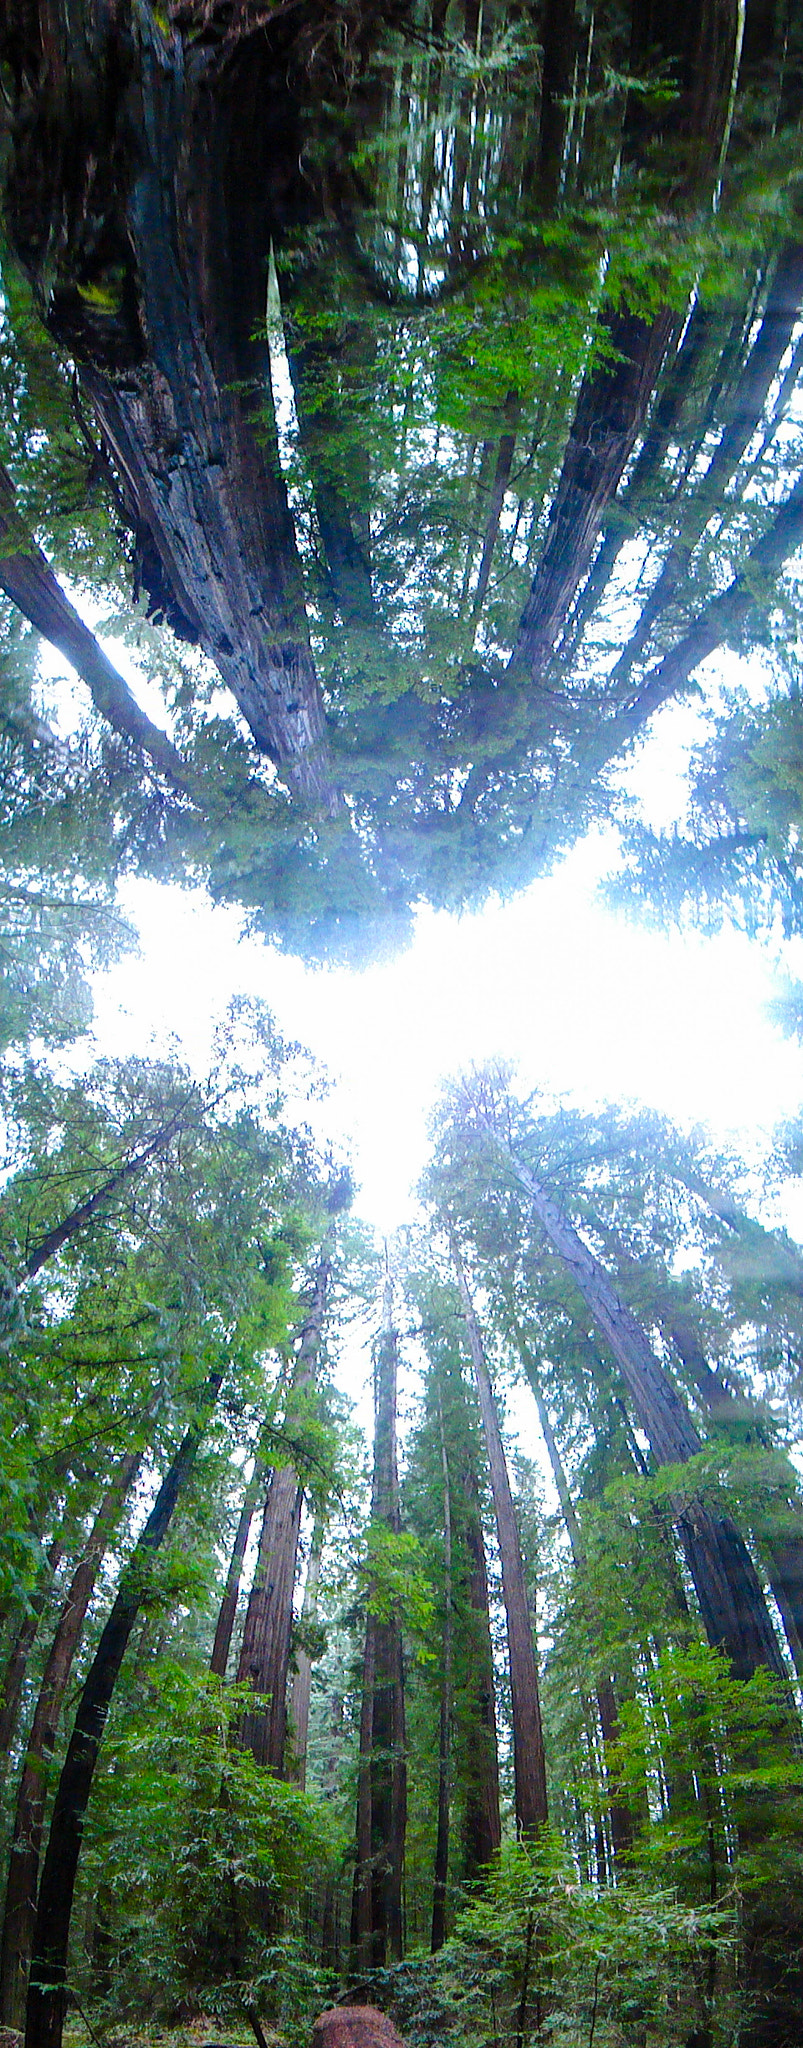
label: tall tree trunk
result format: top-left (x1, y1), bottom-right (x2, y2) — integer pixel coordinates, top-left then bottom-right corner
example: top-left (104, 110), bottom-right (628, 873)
top-left (25, 1372), bottom-right (222, 2048)
top-left (0, 1450), bottom-right (142, 2032)
top-left (238, 1253), bottom-right (331, 1774)
top-left (21, 1099), bottom-right (194, 1281)
top-left (209, 1461), bottom-right (263, 1680)
top-left (451, 1235), bottom-right (548, 1837)
top-left (513, 1330), bottom-right (632, 1864)
top-left (351, 1271), bottom-right (407, 1970)
top-left (461, 1447), bottom-right (502, 1880)
top-left (497, 1141), bottom-right (788, 1685)
top-left (430, 1388), bottom-right (453, 1953)
top-left (608, 236), bottom-right (803, 695)
top-left (289, 1514), bottom-right (325, 1791)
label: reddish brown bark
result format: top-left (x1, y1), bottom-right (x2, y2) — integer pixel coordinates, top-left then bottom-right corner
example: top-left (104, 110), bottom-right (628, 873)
top-left (237, 1254), bottom-right (331, 1773)
top-left (451, 1237), bottom-right (548, 1837)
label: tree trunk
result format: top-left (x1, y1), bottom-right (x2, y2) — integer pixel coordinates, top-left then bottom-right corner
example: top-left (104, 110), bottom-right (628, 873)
top-left (3, 11), bottom-right (339, 809)
top-left (0, 1450), bottom-right (141, 2032)
top-left (608, 236), bottom-right (803, 695)
top-left (500, 1143), bottom-right (788, 1685)
top-left (514, 1331), bottom-right (632, 1864)
top-left (209, 1462), bottom-right (263, 1680)
top-left (0, 1540), bottom-right (64, 1770)
top-left (289, 1514), bottom-right (325, 1790)
top-left (0, 466), bottom-right (188, 790)
top-left (351, 1272), bottom-right (407, 1970)
top-left (238, 1253), bottom-right (331, 1774)
top-left (430, 1389), bottom-right (453, 1953)
top-left (616, 469), bottom-right (803, 731)
top-left (461, 1448), bottom-right (502, 1880)
top-left (25, 1371), bottom-right (222, 2048)
top-left (451, 1236), bottom-right (548, 1836)
top-left (21, 1099), bottom-right (193, 1280)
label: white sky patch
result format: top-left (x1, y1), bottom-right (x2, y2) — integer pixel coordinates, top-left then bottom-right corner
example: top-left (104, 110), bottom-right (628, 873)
top-left (91, 831), bottom-right (803, 1237)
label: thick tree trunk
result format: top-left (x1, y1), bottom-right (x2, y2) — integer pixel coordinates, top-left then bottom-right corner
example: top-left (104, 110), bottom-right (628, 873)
top-left (451, 1237), bottom-right (548, 1836)
top-left (0, 1450), bottom-right (142, 2032)
top-left (352, 1275), bottom-right (407, 1969)
top-left (209, 1462), bottom-right (263, 1680)
top-left (430, 1390), bottom-right (453, 1953)
top-left (2, 10), bottom-right (339, 809)
top-left (237, 1254), bottom-right (331, 1774)
top-left (25, 1372), bottom-right (221, 2048)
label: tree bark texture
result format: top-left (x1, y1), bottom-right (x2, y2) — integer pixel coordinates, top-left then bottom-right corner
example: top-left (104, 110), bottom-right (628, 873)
top-left (289, 1514), bottom-right (324, 1791)
top-left (2, 6), bottom-right (338, 808)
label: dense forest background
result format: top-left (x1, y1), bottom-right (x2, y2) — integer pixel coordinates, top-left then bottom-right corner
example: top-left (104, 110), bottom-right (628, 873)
top-left (2, 0), bottom-right (803, 2046)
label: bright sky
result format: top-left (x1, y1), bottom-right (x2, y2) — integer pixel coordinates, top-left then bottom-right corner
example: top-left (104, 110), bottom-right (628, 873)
top-left (92, 820), bottom-right (803, 1237)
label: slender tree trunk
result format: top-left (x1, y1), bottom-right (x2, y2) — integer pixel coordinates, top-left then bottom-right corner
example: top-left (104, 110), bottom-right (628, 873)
top-left (0, 1540), bottom-right (64, 1770)
top-left (351, 1272), bottom-right (407, 1969)
top-left (513, 1332), bottom-right (632, 1864)
top-left (461, 1449), bottom-right (502, 1879)
top-left (451, 1236), bottom-right (548, 1836)
top-left (289, 1514), bottom-right (325, 1791)
top-left (209, 1462), bottom-right (263, 1680)
top-left (25, 1372), bottom-right (222, 2048)
top-left (0, 466), bottom-right (188, 790)
top-left (21, 1101), bottom-right (193, 1281)
top-left (237, 1253), bottom-right (331, 1774)
top-left (608, 237), bottom-right (803, 695)
top-left (430, 1390), bottom-right (453, 1953)
top-left (0, 1450), bottom-right (142, 2031)
top-left (616, 470), bottom-right (803, 731)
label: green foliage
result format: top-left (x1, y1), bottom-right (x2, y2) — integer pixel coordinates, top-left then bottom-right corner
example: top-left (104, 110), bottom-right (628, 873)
top-left (80, 1665), bottom-right (342, 2035)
